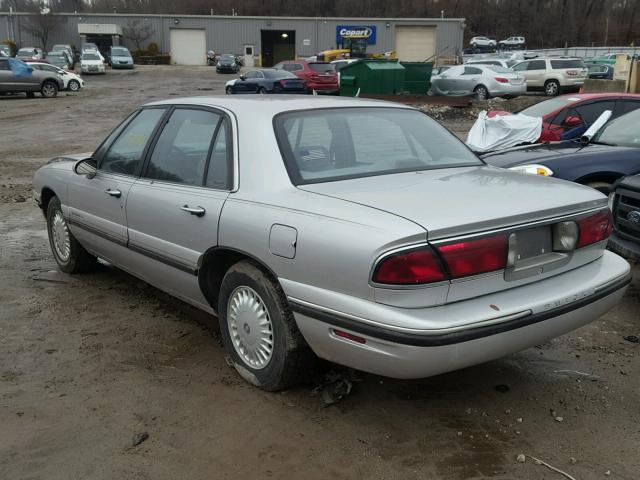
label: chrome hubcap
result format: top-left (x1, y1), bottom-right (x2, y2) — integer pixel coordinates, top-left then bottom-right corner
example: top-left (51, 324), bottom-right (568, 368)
top-left (51, 210), bottom-right (70, 261)
top-left (227, 286), bottom-right (273, 370)
top-left (43, 84), bottom-right (55, 96)
top-left (547, 83), bottom-right (558, 95)
top-left (70, 81), bottom-right (79, 91)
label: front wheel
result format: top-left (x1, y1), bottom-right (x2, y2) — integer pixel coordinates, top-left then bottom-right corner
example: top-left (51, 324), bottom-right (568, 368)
top-left (585, 181), bottom-right (613, 194)
top-left (68, 79), bottom-right (80, 92)
top-left (218, 260), bottom-right (315, 391)
top-left (257, 87), bottom-right (267, 95)
top-left (545, 80), bottom-right (560, 96)
top-left (225, 86), bottom-right (233, 95)
top-left (46, 196), bottom-right (97, 273)
top-left (41, 81), bottom-right (58, 98)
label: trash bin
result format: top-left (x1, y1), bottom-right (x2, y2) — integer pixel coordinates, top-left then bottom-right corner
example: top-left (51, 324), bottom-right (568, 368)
top-left (400, 62), bottom-right (433, 94)
top-left (339, 59), bottom-right (405, 96)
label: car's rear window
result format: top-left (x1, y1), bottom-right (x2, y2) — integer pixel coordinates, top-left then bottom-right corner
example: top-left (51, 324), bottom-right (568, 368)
top-left (309, 63), bottom-right (335, 72)
top-left (265, 70), bottom-right (297, 78)
top-left (550, 59), bottom-right (585, 69)
top-left (488, 66), bottom-right (513, 73)
top-left (274, 107), bottom-right (482, 184)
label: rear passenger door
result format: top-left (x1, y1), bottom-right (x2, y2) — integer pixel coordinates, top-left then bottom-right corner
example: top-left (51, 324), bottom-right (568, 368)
top-left (524, 60), bottom-right (547, 88)
top-left (125, 107), bottom-right (233, 308)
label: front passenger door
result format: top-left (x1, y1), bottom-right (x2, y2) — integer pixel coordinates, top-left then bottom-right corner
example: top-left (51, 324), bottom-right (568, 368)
top-left (125, 107), bottom-right (233, 309)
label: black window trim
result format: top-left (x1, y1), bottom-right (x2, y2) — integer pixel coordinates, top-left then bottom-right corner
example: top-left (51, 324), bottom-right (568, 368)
top-left (94, 106), bottom-right (170, 178)
top-left (272, 106), bottom-right (485, 186)
top-left (138, 104), bottom-right (234, 191)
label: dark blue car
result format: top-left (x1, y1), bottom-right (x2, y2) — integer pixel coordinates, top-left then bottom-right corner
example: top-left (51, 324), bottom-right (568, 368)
top-left (483, 108), bottom-right (640, 193)
top-left (587, 64), bottom-right (614, 80)
top-left (226, 69), bottom-right (306, 95)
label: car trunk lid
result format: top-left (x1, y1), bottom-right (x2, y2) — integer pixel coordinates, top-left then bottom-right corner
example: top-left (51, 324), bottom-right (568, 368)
top-left (299, 166), bottom-right (606, 240)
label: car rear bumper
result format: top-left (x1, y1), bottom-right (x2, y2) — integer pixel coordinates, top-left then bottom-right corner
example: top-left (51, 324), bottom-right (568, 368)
top-left (287, 251), bottom-right (630, 378)
top-left (306, 82), bottom-right (339, 92)
top-left (492, 83), bottom-right (527, 97)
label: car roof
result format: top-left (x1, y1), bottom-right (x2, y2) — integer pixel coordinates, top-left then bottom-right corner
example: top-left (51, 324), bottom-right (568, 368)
top-left (145, 96), bottom-right (414, 116)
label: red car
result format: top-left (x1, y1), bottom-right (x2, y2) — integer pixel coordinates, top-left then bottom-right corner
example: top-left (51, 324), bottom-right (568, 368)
top-left (490, 93), bottom-right (640, 142)
top-left (273, 60), bottom-right (339, 94)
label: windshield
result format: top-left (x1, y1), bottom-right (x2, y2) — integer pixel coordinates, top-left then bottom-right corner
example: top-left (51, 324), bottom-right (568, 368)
top-left (111, 48), bottom-right (130, 56)
top-left (18, 48), bottom-right (34, 54)
top-left (593, 109), bottom-right (640, 147)
top-left (220, 54), bottom-right (235, 61)
top-left (82, 53), bottom-right (100, 61)
top-left (519, 96), bottom-right (581, 118)
top-left (274, 108), bottom-right (482, 184)
top-left (309, 63), bottom-right (335, 72)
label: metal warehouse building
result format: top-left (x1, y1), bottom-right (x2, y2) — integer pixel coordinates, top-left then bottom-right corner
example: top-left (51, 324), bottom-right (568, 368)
top-left (0, 12), bottom-right (464, 66)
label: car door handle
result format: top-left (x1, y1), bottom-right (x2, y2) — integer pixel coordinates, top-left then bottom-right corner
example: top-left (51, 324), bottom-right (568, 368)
top-left (105, 189), bottom-right (121, 198)
top-left (180, 205), bottom-right (206, 217)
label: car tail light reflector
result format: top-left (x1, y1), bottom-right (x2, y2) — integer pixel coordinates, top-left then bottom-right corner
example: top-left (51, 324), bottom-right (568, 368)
top-left (577, 210), bottom-right (613, 248)
top-left (333, 329), bottom-right (366, 344)
top-left (566, 69), bottom-right (578, 76)
top-left (436, 235), bottom-right (508, 278)
top-left (279, 80), bottom-right (288, 87)
top-left (373, 247), bottom-right (447, 285)
top-left (494, 77), bottom-right (509, 84)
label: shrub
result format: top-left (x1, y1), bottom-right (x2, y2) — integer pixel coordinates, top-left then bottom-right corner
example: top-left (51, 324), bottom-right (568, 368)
top-left (1, 39), bottom-right (17, 56)
top-left (147, 42), bottom-right (159, 55)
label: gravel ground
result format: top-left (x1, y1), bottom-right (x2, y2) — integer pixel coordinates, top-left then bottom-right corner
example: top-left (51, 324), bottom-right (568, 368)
top-left (1, 66), bottom-right (639, 480)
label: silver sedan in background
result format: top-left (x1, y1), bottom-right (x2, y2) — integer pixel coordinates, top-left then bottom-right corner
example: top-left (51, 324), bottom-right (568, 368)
top-left (32, 97), bottom-right (630, 391)
top-left (430, 64), bottom-right (526, 100)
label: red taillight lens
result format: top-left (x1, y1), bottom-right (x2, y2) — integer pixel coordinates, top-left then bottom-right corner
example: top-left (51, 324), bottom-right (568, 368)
top-left (436, 235), bottom-right (508, 278)
top-left (373, 247), bottom-right (446, 285)
top-left (577, 210), bottom-right (613, 248)
top-left (494, 77), bottom-right (509, 84)
top-left (279, 79), bottom-right (287, 87)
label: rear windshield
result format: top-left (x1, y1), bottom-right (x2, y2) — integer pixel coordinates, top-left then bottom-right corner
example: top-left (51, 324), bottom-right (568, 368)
top-left (550, 59), bottom-right (585, 69)
top-left (274, 107), bottom-right (482, 184)
top-left (488, 66), bottom-right (513, 73)
top-left (265, 69), bottom-right (297, 78)
top-left (518, 96), bottom-right (581, 117)
top-left (309, 63), bottom-right (335, 72)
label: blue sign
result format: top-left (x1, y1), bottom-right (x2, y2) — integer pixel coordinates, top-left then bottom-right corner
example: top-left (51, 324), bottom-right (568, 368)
top-left (336, 25), bottom-right (377, 45)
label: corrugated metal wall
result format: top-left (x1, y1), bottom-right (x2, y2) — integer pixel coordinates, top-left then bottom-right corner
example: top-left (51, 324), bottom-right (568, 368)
top-left (0, 13), bottom-right (463, 58)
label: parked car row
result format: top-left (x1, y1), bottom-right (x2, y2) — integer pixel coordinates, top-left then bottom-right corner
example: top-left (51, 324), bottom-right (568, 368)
top-left (468, 36), bottom-right (527, 51)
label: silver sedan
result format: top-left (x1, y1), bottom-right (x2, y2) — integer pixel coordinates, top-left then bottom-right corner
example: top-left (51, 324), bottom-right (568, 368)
top-left (430, 64), bottom-right (526, 100)
top-left (32, 96), bottom-right (630, 390)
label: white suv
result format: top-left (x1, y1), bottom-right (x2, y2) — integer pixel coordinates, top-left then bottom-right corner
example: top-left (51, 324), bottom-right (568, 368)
top-left (499, 37), bottom-right (526, 49)
top-left (512, 58), bottom-right (588, 96)
top-left (469, 37), bottom-right (497, 48)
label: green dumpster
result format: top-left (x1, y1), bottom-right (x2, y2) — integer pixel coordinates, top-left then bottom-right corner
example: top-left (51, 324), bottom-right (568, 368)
top-left (339, 59), bottom-right (405, 96)
top-left (400, 62), bottom-right (433, 94)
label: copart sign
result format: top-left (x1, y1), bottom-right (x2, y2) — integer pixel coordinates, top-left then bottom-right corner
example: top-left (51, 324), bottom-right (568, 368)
top-left (336, 25), bottom-right (377, 45)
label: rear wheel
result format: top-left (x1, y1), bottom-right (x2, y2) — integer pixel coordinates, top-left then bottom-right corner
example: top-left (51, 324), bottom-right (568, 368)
top-left (257, 87), bottom-right (267, 95)
top-left (218, 260), bottom-right (315, 391)
top-left (41, 81), bottom-right (58, 98)
top-left (46, 196), bottom-right (97, 273)
top-left (68, 79), bottom-right (80, 92)
top-left (544, 80), bottom-right (560, 96)
top-left (474, 85), bottom-right (489, 101)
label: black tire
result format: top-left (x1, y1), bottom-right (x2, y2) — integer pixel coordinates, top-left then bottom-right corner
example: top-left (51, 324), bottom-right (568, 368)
top-left (585, 181), bottom-right (612, 194)
top-left (46, 196), bottom-right (97, 273)
top-left (26, 91), bottom-right (35, 98)
top-left (218, 260), bottom-right (315, 391)
top-left (41, 81), bottom-right (58, 98)
top-left (474, 85), bottom-right (489, 101)
top-left (257, 87), bottom-right (267, 95)
top-left (225, 86), bottom-right (233, 95)
top-left (68, 79), bottom-right (80, 92)
top-left (544, 79), bottom-right (560, 96)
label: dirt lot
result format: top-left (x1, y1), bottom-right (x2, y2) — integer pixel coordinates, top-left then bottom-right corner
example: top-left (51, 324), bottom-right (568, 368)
top-left (1, 66), bottom-right (639, 480)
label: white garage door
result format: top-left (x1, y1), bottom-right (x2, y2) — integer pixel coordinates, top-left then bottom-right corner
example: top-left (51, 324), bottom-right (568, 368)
top-left (170, 29), bottom-right (206, 65)
top-left (395, 26), bottom-right (437, 62)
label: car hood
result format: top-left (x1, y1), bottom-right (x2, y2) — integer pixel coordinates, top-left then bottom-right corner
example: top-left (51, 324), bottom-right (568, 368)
top-left (482, 142), bottom-right (633, 168)
top-left (617, 174), bottom-right (640, 191)
top-left (299, 166), bottom-right (606, 239)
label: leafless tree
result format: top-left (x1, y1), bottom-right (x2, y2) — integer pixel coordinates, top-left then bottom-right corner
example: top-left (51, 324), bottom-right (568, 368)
top-left (122, 18), bottom-right (154, 50)
top-left (20, 1), bottom-right (60, 51)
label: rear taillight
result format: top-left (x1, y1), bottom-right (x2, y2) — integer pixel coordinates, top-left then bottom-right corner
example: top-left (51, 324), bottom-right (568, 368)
top-left (494, 77), bottom-right (509, 84)
top-left (373, 247), bottom-right (446, 285)
top-left (566, 70), bottom-right (578, 76)
top-left (577, 210), bottom-right (613, 248)
top-left (437, 234), bottom-right (508, 278)
top-left (279, 79), bottom-right (287, 87)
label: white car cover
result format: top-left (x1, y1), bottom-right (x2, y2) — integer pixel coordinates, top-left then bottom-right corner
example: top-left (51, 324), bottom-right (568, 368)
top-left (466, 111), bottom-right (542, 153)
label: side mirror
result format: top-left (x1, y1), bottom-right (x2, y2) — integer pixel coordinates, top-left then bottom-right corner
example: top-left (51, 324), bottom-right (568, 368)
top-left (239, 74), bottom-right (246, 81)
top-left (563, 115), bottom-right (582, 127)
top-left (74, 158), bottom-right (97, 178)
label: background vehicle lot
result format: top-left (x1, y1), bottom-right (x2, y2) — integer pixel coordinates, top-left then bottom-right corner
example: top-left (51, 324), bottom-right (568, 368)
top-left (1, 66), bottom-right (639, 480)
